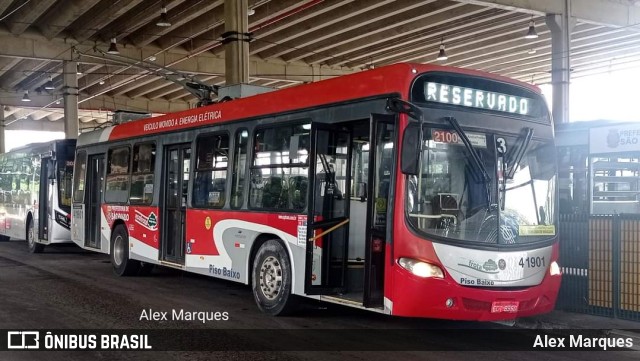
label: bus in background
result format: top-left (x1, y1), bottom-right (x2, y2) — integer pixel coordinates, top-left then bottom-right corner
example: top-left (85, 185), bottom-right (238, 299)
top-left (0, 139), bottom-right (76, 253)
top-left (70, 63), bottom-right (560, 321)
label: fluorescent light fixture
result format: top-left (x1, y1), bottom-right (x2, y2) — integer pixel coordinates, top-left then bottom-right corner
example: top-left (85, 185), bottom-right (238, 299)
top-left (44, 76), bottom-right (55, 90)
top-left (156, 7), bottom-right (171, 27)
top-left (107, 38), bottom-right (119, 54)
top-left (525, 19), bottom-right (538, 39)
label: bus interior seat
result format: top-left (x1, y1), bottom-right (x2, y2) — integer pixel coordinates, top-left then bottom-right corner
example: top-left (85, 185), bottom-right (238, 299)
top-left (211, 178), bottom-right (226, 206)
top-left (288, 175), bottom-right (308, 210)
top-left (262, 176), bottom-right (284, 208)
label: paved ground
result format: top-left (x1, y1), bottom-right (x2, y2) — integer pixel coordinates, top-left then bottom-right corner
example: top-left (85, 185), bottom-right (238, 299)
top-left (0, 239), bottom-right (637, 360)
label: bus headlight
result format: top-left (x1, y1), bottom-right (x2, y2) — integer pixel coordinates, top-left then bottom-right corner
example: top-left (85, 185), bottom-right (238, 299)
top-left (549, 261), bottom-right (561, 276)
top-left (398, 258), bottom-right (444, 278)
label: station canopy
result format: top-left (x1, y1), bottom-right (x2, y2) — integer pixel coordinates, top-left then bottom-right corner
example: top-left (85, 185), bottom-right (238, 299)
top-left (0, 0), bottom-right (637, 131)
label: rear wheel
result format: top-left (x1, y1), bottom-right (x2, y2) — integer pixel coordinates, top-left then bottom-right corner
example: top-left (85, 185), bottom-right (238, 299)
top-left (252, 240), bottom-right (297, 316)
top-left (0, 235), bottom-right (9, 242)
top-left (110, 225), bottom-right (140, 276)
top-left (26, 218), bottom-right (44, 253)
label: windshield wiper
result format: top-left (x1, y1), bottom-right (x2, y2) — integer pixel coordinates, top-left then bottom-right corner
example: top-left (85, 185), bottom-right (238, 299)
top-left (444, 117), bottom-right (491, 184)
top-left (444, 116), bottom-right (492, 208)
top-left (506, 127), bottom-right (534, 179)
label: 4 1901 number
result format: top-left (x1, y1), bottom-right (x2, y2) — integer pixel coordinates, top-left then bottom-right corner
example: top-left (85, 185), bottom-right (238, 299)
top-left (519, 256), bottom-right (545, 268)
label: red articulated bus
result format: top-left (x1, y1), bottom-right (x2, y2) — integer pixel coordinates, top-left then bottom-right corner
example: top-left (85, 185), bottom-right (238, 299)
top-left (70, 63), bottom-right (560, 320)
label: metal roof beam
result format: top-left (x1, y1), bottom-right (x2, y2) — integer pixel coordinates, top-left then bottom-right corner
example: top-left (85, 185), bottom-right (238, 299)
top-left (67, 0), bottom-right (145, 42)
top-left (6, 0), bottom-right (57, 35)
top-left (38, 0), bottom-right (102, 39)
top-left (128, 0), bottom-right (222, 47)
top-left (184, 0), bottom-right (316, 55)
top-left (0, 59), bottom-right (50, 90)
top-left (0, 30), bottom-right (351, 86)
top-left (0, 90), bottom-right (189, 118)
top-left (246, 0), bottom-right (388, 56)
top-left (319, 7), bottom-right (511, 67)
top-left (263, 0), bottom-right (442, 60)
top-left (454, 0), bottom-right (640, 29)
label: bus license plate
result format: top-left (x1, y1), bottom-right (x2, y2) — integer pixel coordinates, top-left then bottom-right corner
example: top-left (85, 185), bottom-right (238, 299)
top-left (491, 301), bottom-right (519, 313)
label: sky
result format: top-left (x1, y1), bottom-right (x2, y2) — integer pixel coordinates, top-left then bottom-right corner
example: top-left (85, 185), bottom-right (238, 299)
top-left (539, 67), bottom-right (640, 123)
top-left (6, 130), bottom-right (64, 152)
top-left (5, 67), bottom-right (640, 151)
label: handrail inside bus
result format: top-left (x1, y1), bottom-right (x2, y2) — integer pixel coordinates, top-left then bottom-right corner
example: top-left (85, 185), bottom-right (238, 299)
top-left (308, 218), bottom-right (350, 242)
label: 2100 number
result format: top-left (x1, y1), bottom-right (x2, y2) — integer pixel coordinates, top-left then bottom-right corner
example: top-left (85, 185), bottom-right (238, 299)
top-left (519, 256), bottom-right (545, 268)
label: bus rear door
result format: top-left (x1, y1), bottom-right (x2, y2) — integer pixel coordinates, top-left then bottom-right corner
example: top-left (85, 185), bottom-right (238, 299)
top-left (85, 154), bottom-right (105, 249)
top-left (160, 143), bottom-right (191, 265)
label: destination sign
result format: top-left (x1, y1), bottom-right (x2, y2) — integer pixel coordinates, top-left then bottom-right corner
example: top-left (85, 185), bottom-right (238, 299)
top-left (425, 82), bottom-right (532, 116)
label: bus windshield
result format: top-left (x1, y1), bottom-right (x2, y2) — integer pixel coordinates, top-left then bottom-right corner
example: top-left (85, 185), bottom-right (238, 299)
top-left (406, 125), bottom-right (556, 245)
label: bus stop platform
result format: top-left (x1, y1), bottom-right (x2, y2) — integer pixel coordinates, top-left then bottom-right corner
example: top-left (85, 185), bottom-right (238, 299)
top-left (515, 310), bottom-right (640, 349)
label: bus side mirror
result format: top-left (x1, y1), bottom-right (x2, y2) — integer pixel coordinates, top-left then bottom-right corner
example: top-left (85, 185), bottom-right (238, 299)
top-left (401, 127), bottom-right (420, 175)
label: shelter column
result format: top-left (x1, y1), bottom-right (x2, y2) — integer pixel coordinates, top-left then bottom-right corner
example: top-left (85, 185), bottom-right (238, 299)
top-left (0, 106), bottom-right (5, 153)
top-left (546, 0), bottom-right (574, 126)
top-left (224, 0), bottom-right (250, 85)
top-left (63, 60), bottom-right (79, 139)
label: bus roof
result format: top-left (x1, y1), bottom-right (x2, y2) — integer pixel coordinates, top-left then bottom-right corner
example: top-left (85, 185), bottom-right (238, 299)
top-left (78, 63), bottom-right (542, 146)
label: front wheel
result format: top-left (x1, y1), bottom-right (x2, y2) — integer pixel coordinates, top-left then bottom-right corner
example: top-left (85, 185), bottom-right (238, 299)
top-left (110, 225), bottom-right (140, 276)
top-left (252, 240), bottom-right (297, 316)
top-left (27, 219), bottom-right (44, 253)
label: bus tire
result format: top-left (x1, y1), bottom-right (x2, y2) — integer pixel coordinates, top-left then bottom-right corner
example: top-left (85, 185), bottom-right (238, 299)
top-left (252, 239), bottom-right (297, 316)
top-left (26, 219), bottom-right (44, 253)
top-left (0, 235), bottom-right (9, 242)
top-left (110, 225), bottom-right (140, 276)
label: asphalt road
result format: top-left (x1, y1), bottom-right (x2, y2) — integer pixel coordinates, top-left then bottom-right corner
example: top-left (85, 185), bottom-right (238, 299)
top-left (0, 239), bottom-right (636, 360)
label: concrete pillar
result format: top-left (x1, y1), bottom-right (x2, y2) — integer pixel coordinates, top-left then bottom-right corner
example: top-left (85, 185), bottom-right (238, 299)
top-left (63, 60), bottom-right (79, 139)
top-left (0, 106), bottom-right (5, 153)
top-left (546, 0), bottom-right (574, 125)
top-left (223, 0), bottom-right (250, 85)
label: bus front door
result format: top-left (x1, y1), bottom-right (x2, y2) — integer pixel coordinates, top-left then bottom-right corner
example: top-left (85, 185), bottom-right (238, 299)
top-left (363, 114), bottom-right (396, 308)
top-left (38, 157), bottom-right (52, 241)
top-left (161, 144), bottom-right (191, 265)
top-left (305, 125), bottom-right (351, 295)
top-left (85, 154), bottom-right (105, 249)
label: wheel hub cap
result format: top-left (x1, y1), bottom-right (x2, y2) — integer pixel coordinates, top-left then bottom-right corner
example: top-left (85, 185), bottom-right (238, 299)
top-left (259, 256), bottom-right (283, 300)
top-left (113, 235), bottom-right (123, 266)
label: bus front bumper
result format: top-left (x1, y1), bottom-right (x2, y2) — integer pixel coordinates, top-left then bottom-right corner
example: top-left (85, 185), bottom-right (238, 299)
top-left (389, 267), bottom-right (561, 321)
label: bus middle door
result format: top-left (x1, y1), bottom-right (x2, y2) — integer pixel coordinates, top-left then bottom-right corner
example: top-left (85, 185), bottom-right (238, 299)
top-left (161, 143), bottom-right (191, 265)
top-left (38, 156), bottom-right (53, 242)
top-left (305, 124), bottom-right (351, 295)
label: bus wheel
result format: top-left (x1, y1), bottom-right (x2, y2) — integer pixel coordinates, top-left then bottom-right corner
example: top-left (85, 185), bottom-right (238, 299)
top-left (252, 240), bottom-right (297, 316)
top-left (0, 235), bottom-right (9, 242)
top-left (27, 219), bottom-right (44, 253)
top-left (110, 225), bottom-right (140, 276)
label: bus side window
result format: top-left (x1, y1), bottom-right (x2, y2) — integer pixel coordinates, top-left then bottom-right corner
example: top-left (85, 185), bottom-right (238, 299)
top-left (105, 146), bottom-right (131, 203)
top-left (193, 133), bottom-right (229, 208)
top-left (249, 123), bottom-right (310, 211)
top-left (130, 143), bottom-right (155, 205)
top-left (230, 129), bottom-right (249, 209)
